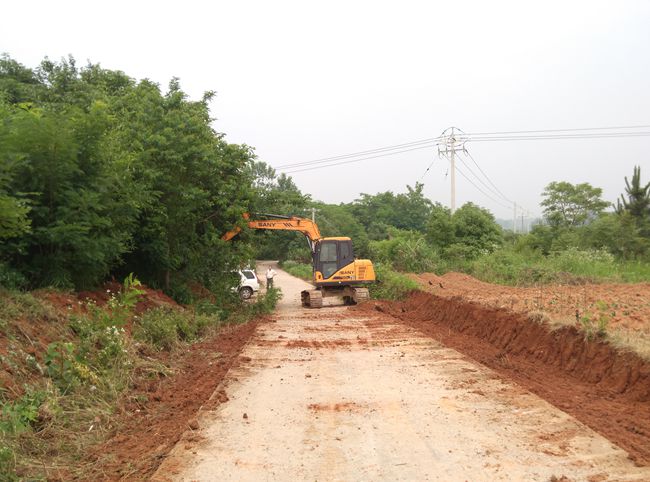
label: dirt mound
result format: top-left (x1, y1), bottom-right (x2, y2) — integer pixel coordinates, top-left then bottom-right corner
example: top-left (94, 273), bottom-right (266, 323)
top-left (133, 287), bottom-right (180, 314)
top-left (359, 291), bottom-right (650, 465)
top-left (411, 272), bottom-right (650, 334)
top-left (440, 271), bottom-right (488, 284)
top-left (76, 281), bottom-right (180, 314)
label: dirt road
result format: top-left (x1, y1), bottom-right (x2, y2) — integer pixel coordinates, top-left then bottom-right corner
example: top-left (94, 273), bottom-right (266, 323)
top-left (154, 263), bottom-right (650, 481)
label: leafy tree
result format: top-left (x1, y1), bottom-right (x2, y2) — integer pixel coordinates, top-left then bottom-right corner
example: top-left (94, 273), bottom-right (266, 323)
top-left (0, 103), bottom-right (30, 239)
top-left (579, 212), bottom-right (649, 259)
top-left (0, 100), bottom-right (138, 288)
top-left (112, 79), bottom-right (255, 291)
top-left (452, 202), bottom-right (503, 252)
top-left (0, 193), bottom-right (29, 239)
top-left (248, 160), bottom-right (309, 215)
top-left (425, 202), bottom-right (502, 260)
top-left (369, 228), bottom-right (438, 272)
top-left (0, 54), bottom-right (44, 104)
top-left (349, 183), bottom-right (433, 239)
top-left (0, 56), bottom-right (256, 294)
top-left (425, 203), bottom-right (454, 248)
top-left (393, 183), bottom-right (433, 232)
top-left (541, 181), bottom-right (609, 227)
top-left (245, 160), bottom-right (310, 261)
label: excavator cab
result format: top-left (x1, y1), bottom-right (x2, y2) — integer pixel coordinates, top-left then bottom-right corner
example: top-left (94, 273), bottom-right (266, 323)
top-left (314, 238), bottom-right (354, 279)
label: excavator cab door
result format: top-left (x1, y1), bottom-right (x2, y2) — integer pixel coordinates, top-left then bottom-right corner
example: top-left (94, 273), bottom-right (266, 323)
top-left (314, 239), bottom-right (354, 280)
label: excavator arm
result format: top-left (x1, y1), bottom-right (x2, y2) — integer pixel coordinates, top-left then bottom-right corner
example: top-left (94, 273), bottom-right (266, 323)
top-left (221, 213), bottom-right (322, 251)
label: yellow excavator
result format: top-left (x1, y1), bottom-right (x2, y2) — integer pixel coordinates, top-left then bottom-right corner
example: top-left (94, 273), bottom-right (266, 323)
top-left (222, 213), bottom-right (375, 308)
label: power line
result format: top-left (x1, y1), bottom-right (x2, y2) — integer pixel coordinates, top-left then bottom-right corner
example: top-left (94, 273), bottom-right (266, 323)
top-left (459, 148), bottom-right (536, 218)
top-left (456, 153), bottom-right (510, 204)
top-left (462, 149), bottom-right (512, 204)
top-left (464, 124), bottom-right (650, 136)
top-left (276, 125), bottom-right (650, 174)
top-left (419, 157), bottom-right (436, 181)
top-left (465, 132), bottom-right (650, 142)
top-left (440, 152), bottom-right (511, 210)
top-left (276, 136), bottom-right (441, 170)
top-left (282, 143), bottom-right (436, 174)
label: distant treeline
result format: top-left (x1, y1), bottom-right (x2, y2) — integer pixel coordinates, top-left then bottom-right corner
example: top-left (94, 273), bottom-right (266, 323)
top-left (2, 56), bottom-right (649, 295)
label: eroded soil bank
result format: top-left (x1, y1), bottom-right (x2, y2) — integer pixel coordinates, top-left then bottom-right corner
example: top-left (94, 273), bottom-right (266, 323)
top-left (85, 319), bottom-right (261, 480)
top-left (412, 272), bottom-right (650, 333)
top-left (357, 291), bottom-right (650, 465)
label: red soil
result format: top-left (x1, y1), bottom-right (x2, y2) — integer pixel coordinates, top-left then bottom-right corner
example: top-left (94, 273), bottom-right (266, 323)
top-left (358, 291), bottom-right (650, 465)
top-left (412, 272), bottom-right (650, 332)
top-left (85, 320), bottom-right (261, 481)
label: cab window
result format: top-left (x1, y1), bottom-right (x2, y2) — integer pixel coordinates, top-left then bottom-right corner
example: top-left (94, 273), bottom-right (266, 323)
top-left (319, 241), bottom-right (338, 278)
top-left (319, 242), bottom-right (337, 262)
top-left (340, 241), bottom-right (351, 261)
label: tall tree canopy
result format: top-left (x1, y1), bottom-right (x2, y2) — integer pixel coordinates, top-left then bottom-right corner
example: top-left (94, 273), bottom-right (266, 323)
top-left (541, 181), bottom-right (609, 227)
top-left (349, 182), bottom-right (433, 239)
top-left (0, 56), bottom-right (256, 293)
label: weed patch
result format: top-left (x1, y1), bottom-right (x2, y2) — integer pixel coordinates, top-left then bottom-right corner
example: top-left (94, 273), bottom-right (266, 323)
top-left (370, 264), bottom-right (419, 300)
top-left (0, 274), bottom-right (279, 480)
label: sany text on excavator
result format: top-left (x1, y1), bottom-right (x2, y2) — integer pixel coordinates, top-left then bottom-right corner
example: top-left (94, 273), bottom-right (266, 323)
top-left (222, 213), bottom-right (375, 308)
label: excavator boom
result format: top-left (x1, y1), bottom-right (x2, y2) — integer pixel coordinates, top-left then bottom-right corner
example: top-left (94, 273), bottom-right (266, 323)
top-left (221, 213), bottom-right (321, 249)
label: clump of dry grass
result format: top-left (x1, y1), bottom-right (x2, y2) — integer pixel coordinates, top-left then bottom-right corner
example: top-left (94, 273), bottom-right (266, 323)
top-left (528, 310), bottom-right (551, 325)
top-left (608, 328), bottom-right (650, 361)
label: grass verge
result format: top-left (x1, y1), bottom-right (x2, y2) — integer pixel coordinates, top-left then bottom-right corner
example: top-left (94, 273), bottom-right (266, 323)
top-left (280, 261), bottom-right (312, 281)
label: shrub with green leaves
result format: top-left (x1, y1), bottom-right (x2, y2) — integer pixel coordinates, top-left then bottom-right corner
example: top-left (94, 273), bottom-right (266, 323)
top-left (0, 390), bottom-right (47, 435)
top-left (370, 264), bottom-right (419, 300)
top-left (369, 229), bottom-right (439, 273)
top-left (134, 308), bottom-right (183, 350)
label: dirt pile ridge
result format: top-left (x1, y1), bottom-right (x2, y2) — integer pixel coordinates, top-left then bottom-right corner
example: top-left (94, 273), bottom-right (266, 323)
top-left (412, 272), bottom-right (650, 333)
top-left (357, 291), bottom-right (650, 465)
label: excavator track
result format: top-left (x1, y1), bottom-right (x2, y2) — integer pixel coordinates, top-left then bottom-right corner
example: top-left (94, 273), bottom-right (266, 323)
top-left (352, 287), bottom-right (370, 304)
top-left (301, 289), bottom-right (323, 308)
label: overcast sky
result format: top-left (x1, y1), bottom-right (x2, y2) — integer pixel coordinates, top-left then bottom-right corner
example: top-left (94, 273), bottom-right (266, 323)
top-left (2, 0), bottom-right (649, 219)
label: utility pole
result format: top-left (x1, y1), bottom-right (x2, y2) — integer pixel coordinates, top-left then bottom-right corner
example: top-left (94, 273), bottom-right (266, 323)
top-left (438, 127), bottom-right (466, 213)
top-left (513, 202), bottom-right (517, 234)
top-left (311, 207), bottom-right (317, 222)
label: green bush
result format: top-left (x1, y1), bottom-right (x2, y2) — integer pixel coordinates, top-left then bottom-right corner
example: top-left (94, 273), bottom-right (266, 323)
top-left (370, 264), bottom-right (419, 300)
top-left (369, 229), bottom-right (438, 273)
top-left (0, 389), bottom-right (47, 435)
top-left (456, 244), bottom-right (650, 286)
top-left (134, 308), bottom-right (185, 350)
top-left (249, 287), bottom-right (281, 316)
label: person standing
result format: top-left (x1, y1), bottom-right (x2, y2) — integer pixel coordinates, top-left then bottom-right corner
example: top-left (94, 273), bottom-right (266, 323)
top-left (266, 266), bottom-right (277, 290)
